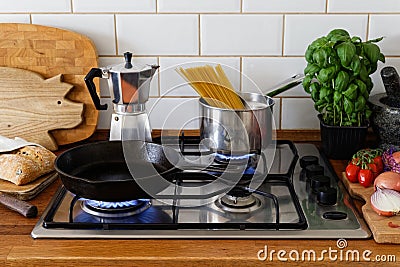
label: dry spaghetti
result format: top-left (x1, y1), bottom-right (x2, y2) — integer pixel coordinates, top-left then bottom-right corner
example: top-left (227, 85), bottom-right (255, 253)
top-left (176, 64), bottom-right (245, 109)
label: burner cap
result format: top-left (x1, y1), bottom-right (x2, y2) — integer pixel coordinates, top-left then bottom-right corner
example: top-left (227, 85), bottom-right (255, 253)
top-left (215, 194), bottom-right (261, 213)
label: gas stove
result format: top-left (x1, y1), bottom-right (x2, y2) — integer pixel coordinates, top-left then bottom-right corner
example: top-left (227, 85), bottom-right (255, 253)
top-left (32, 137), bottom-right (370, 239)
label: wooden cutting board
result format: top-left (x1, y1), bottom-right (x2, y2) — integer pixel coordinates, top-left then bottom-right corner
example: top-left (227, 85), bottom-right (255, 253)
top-left (0, 67), bottom-right (84, 150)
top-left (342, 173), bottom-right (400, 244)
top-left (0, 23), bottom-right (99, 146)
top-left (0, 172), bottom-right (58, 201)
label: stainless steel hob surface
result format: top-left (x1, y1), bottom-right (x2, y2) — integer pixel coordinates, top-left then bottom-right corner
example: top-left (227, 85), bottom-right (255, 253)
top-left (32, 142), bottom-right (370, 239)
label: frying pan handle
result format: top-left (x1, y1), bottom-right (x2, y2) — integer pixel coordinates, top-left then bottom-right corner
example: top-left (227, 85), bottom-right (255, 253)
top-left (84, 68), bottom-right (108, 110)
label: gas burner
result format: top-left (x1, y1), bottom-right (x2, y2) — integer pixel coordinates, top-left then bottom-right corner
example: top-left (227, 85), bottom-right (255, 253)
top-left (81, 199), bottom-right (151, 218)
top-left (215, 193), bottom-right (262, 213)
top-left (214, 153), bottom-right (256, 162)
top-left (214, 153), bottom-right (259, 175)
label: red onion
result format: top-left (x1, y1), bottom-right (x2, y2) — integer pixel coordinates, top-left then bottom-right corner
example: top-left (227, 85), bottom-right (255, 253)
top-left (371, 187), bottom-right (400, 217)
top-left (382, 147), bottom-right (400, 173)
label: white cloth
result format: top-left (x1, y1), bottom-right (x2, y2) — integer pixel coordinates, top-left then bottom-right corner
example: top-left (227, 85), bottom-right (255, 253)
top-left (0, 135), bottom-right (41, 153)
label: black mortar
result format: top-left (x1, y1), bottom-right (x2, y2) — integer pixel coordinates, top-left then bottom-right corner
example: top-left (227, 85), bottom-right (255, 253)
top-left (369, 66), bottom-right (400, 149)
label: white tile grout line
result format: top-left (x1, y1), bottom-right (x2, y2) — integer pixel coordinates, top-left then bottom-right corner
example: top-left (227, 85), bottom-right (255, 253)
top-left (366, 13), bottom-right (371, 41)
top-left (70, 0), bottom-right (73, 13)
top-left (114, 14), bottom-right (118, 56)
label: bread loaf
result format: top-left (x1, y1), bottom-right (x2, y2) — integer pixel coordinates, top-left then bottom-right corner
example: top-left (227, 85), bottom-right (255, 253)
top-left (0, 146), bottom-right (56, 185)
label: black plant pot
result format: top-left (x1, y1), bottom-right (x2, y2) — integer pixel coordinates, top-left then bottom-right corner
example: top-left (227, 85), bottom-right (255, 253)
top-left (318, 115), bottom-right (369, 160)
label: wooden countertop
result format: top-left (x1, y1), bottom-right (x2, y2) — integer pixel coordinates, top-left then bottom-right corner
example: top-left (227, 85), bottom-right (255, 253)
top-left (0, 130), bottom-right (398, 266)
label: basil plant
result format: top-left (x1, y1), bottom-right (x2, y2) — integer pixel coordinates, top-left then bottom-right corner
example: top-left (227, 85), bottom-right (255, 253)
top-left (303, 29), bottom-right (385, 127)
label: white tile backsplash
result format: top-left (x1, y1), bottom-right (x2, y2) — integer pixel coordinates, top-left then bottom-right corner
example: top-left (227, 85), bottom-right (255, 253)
top-left (116, 14), bottom-right (198, 56)
top-left (31, 14), bottom-right (116, 55)
top-left (147, 97), bottom-right (200, 129)
top-left (328, 0), bottom-right (400, 13)
top-left (0, 0), bottom-right (71, 12)
top-left (243, 0), bottom-right (326, 13)
top-left (201, 15), bottom-right (283, 56)
top-left (281, 98), bottom-right (319, 130)
top-left (3, 0), bottom-right (400, 132)
top-left (284, 14), bottom-right (368, 56)
top-left (242, 57), bottom-right (307, 96)
top-left (73, 0), bottom-right (156, 13)
top-left (158, 0), bottom-right (240, 13)
top-left (159, 57), bottom-right (240, 97)
top-left (369, 15), bottom-right (400, 56)
top-left (0, 15), bottom-right (30, 23)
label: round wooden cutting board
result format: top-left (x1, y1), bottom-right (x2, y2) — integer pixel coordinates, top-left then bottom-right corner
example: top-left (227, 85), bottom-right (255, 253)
top-left (0, 23), bottom-right (99, 146)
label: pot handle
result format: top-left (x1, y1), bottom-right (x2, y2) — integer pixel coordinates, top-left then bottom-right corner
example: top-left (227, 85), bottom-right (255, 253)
top-left (84, 68), bottom-right (108, 110)
top-left (265, 74), bottom-right (304, 98)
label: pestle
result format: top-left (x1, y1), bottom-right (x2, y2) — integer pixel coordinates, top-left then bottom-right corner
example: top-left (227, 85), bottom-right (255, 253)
top-left (380, 66), bottom-right (400, 107)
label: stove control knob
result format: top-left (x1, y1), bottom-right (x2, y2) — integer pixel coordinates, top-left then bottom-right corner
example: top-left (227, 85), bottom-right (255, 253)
top-left (323, 211), bottom-right (347, 220)
top-left (309, 175), bottom-right (330, 193)
top-left (300, 156), bottom-right (319, 168)
top-left (305, 164), bottom-right (324, 179)
top-left (317, 187), bottom-right (337, 206)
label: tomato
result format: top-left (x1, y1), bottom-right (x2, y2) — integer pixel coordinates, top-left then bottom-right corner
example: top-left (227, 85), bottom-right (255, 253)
top-left (345, 163), bottom-right (360, 183)
top-left (368, 163), bottom-right (379, 178)
top-left (358, 169), bottom-right (374, 188)
top-left (373, 156), bottom-right (384, 173)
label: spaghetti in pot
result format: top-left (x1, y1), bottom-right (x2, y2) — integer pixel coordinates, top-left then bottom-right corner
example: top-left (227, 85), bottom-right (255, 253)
top-left (176, 64), bottom-right (245, 110)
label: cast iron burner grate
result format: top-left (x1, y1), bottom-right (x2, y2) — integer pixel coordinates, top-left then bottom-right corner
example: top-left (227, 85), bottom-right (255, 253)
top-left (41, 139), bottom-right (307, 232)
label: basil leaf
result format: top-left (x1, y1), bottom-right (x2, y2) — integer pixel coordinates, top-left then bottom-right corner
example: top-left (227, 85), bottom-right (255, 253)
top-left (355, 95), bottom-right (366, 112)
top-left (304, 63), bottom-right (320, 76)
top-left (351, 36), bottom-right (362, 43)
top-left (319, 86), bottom-right (330, 99)
top-left (368, 37), bottom-right (384, 43)
top-left (378, 53), bottom-right (386, 63)
top-left (336, 41), bottom-right (356, 67)
top-left (359, 64), bottom-right (369, 82)
top-left (313, 48), bottom-right (328, 67)
top-left (310, 37), bottom-right (328, 49)
top-left (343, 83), bottom-right (358, 101)
top-left (305, 45), bottom-right (314, 63)
top-left (369, 62), bottom-right (378, 75)
top-left (344, 96), bottom-right (354, 115)
top-left (350, 56), bottom-right (361, 76)
top-left (334, 91), bottom-right (342, 105)
top-left (302, 75), bottom-right (313, 93)
top-left (317, 66), bottom-right (336, 84)
top-left (327, 29), bottom-right (350, 42)
top-left (363, 42), bottom-right (380, 64)
top-left (310, 82), bottom-right (320, 101)
top-left (354, 79), bottom-right (368, 98)
top-left (334, 71), bottom-right (350, 91)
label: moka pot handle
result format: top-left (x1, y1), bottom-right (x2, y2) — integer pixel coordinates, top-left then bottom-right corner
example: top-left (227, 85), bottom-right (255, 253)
top-left (84, 68), bottom-right (108, 110)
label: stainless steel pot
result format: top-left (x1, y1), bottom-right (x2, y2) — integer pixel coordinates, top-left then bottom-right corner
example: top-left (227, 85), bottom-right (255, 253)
top-left (199, 92), bottom-right (275, 155)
